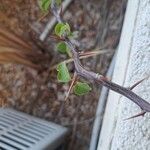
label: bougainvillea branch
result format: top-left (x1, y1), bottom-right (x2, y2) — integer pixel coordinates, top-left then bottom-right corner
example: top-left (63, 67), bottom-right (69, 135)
top-left (50, 1), bottom-right (150, 117)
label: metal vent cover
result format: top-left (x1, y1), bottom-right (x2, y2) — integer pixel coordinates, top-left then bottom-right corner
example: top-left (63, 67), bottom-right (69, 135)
top-left (0, 108), bottom-right (68, 150)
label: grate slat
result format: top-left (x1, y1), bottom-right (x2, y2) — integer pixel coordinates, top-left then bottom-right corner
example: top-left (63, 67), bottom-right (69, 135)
top-left (3, 113), bottom-right (27, 122)
top-left (18, 127), bottom-right (45, 138)
top-left (32, 120), bottom-right (56, 130)
top-left (0, 115), bottom-right (20, 124)
top-left (7, 131), bottom-right (36, 144)
top-left (3, 132), bottom-right (34, 147)
top-left (28, 122), bottom-right (53, 132)
top-left (23, 124), bottom-right (49, 135)
top-left (0, 118), bottom-right (15, 126)
top-left (1, 135), bottom-right (30, 148)
top-left (0, 122), bottom-right (10, 129)
top-left (12, 129), bottom-right (40, 141)
top-left (6, 112), bottom-right (28, 121)
top-left (0, 141), bottom-right (19, 150)
top-left (0, 137), bottom-right (25, 150)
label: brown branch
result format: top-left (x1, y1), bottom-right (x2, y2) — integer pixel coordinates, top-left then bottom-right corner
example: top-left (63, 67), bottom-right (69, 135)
top-left (51, 2), bottom-right (150, 114)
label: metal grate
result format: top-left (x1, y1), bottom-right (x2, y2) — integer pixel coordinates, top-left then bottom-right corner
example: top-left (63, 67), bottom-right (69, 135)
top-left (0, 108), bottom-right (68, 150)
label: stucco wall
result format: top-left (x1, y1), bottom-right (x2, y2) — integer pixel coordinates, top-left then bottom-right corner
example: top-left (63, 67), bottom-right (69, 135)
top-left (98, 0), bottom-right (150, 149)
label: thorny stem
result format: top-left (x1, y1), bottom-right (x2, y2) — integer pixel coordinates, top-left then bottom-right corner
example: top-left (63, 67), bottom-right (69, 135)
top-left (51, 2), bottom-right (150, 115)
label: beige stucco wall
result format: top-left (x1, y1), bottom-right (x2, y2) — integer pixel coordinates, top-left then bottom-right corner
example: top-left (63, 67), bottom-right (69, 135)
top-left (98, 0), bottom-right (150, 149)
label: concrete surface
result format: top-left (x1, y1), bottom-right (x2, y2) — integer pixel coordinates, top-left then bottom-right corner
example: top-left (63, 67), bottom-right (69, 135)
top-left (97, 0), bottom-right (150, 150)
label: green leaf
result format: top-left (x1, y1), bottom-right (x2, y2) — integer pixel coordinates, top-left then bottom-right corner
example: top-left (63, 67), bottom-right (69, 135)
top-left (73, 82), bottom-right (92, 96)
top-left (55, 23), bottom-right (64, 36)
top-left (56, 42), bottom-right (67, 53)
top-left (57, 62), bottom-right (71, 83)
top-left (59, 23), bottom-right (71, 36)
top-left (55, 23), bottom-right (71, 37)
top-left (56, 42), bottom-right (72, 57)
top-left (39, 0), bottom-right (51, 12)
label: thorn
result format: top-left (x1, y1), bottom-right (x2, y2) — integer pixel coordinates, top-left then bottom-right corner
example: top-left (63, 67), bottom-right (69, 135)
top-left (64, 72), bottom-right (77, 101)
top-left (129, 76), bottom-right (149, 90)
top-left (124, 111), bottom-right (146, 120)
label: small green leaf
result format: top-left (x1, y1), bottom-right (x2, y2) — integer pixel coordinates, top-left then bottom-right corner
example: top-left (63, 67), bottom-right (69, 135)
top-left (56, 42), bottom-right (72, 57)
top-left (55, 23), bottom-right (71, 37)
top-left (55, 23), bottom-right (64, 36)
top-left (39, 0), bottom-right (51, 12)
top-left (73, 82), bottom-right (92, 96)
top-left (59, 23), bottom-right (71, 36)
top-left (56, 42), bottom-right (67, 53)
top-left (57, 62), bottom-right (71, 83)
